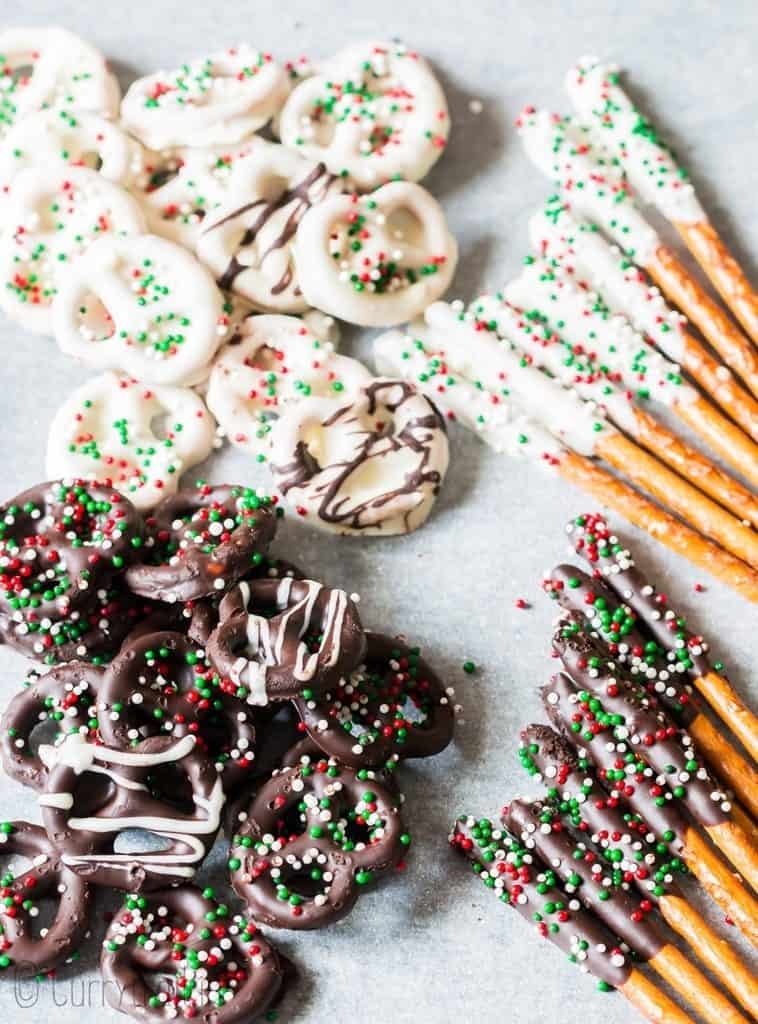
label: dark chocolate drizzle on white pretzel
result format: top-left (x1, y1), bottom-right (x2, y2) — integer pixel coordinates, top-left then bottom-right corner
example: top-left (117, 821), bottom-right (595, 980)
top-left (211, 162), bottom-right (336, 298)
top-left (273, 380), bottom-right (447, 531)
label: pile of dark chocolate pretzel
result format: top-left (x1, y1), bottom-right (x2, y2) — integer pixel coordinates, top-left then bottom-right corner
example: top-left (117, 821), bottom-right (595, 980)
top-left (0, 477), bottom-right (455, 1021)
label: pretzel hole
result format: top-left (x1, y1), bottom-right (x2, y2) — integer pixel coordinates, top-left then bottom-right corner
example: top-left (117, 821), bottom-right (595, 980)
top-left (8, 62), bottom-right (34, 85)
top-left (26, 716), bottom-right (72, 758)
top-left (76, 150), bottom-right (105, 173)
top-left (385, 206), bottom-right (424, 252)
top-left (113, 829), bottom-right (174, 855)
top-left (74, 291), bottom-right (116, 342)
top-left (149, 411), bottom-right (171, 441)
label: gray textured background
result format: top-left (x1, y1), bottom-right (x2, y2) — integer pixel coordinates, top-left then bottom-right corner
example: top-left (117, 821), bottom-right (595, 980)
top-left (0, 1), bottom-right (755, 1021)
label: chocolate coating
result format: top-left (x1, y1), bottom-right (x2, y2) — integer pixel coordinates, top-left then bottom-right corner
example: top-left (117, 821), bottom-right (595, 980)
top-left (567, 513), bottom-right (711, 677)
top-left (542, 672), bottom-right (694, 849)
top-left (208, 577), bottom-right (366, 703)
top-left (40, 732), bottom-right (223, 890)
top-left (100, 630), bottom-right (261, 793)
top-left (518, 724), bottom-right (688, 901)
top-left (0, 661), bottom-right (104, 791)
top-left (293, 631), bottom-right (455, 768)
top-left (126, 485), bottom-right (277, 602)
top-left (545, 564), bottom-right (698, 725)
top-left (101, 886), bottom-right (289, 1023)
top-left (229, 754), bottom-right (406, 929)
top-left (450, 815), bottom-right (633, 989)
top-left (503, 798), bottom-right (665, 961)
top-left (553, 618), bottom-right (730, 829)
top-left (0, 479), bottom-right (141, 623)
top-left (0, 820), bottom-right (92, 974)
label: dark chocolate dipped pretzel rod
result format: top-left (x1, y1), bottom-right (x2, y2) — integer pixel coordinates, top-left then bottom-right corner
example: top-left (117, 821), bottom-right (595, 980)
top-left (544, 564), bottom-right (758, 820)
top-left (450, 816), bottom-right (695, 1024)
top-left (552, 618), bottom-right (758, 889)
top-left (503, 797), bottom-right (751, 1024)
top-left (519, 724), bottom-right (758, 1016)
top-left (542, 672), bottom-right (758, 945)
top-left (567, 513), bottom-right (758, 761)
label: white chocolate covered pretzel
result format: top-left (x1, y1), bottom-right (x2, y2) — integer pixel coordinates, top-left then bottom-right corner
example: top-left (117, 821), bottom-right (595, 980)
top-left (528, 197), bottom-right (688, 363)
top-left (0, 27), bottom-right (119, 143)
top-left (128, 140), bottom-right (260, 250)
top-left (504, 257), bottom-right (697, 408)
top-left (0, 110), bottom-right (143, 218)
top-left (374, 322), bottom-right (563, 462)
top-left (0, 166), bottom-right (145, 334)
top-left (566, 57), bottom-right (704, 224)
top-left (52, 233), bottom-right (226, 384)
top-left (270, 378), bottom-right (449, 535)
top-left (196, 138), bottom-right (340, 312)
top-left (206, 312), bottom-right (371, 457)
top-left (278, 40), bottom-right (449, 190)
top-left (121, 46), bottom-right (289, 150)
top-left (515, 107), bottom-right (659, 265)
top-left (46, 371), bottom-right (216, 509)
top-left (294, 181), bottom-right (457, 326)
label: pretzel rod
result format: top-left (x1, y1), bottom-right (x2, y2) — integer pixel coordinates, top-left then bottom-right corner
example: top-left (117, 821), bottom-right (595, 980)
top-left (647, 245), bottom-right (758, 398)
top-left (542, 673), bottom-right (758, 944)
top-left (520, 725), bottom-right (758, 1012)
top-left (681, 828), bottom-right (758, 945)
top-left (674, 397), bottom-right (758, 494)
top-left (375, 324), bottom-right (758, 599)
top-left (558, 452), bottom-right (758, 601)
top-left (472, 288), bottom-right (758, 521)
top-left (657, 892), bottom-right (758, 1018)
top-left (567, 513), bottom-right (758, 758)
top-left (675, 221), bottom-right (758, 344)
top-left (516, 110), bottom-right (758, 398)
top-left (689, 714), bottom-right (758, 821)
top-left (566, 58), bottom-right (758, 345)
top-left (543, 565), bottom-right (758, 818)
top-left (530, 197), bottom-right (758, 442)
top-left (621, 970), bottom-right (694, 1024)
top-left (698, 671), bottom-right (758, 763)
top-left (504, 798), bottom-right (751, 1024)
top-left (678, 332), bottom-right (758, 442)
top-left (595, 433), bottom-right (758, 567)
top-left (451, 817), bottom-right (697, 1024)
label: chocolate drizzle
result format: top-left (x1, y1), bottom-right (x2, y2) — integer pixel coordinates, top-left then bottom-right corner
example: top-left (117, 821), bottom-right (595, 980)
top-left (209, 162), bottom-right (336, 297)
top-left (274, 380), bottom-right (448, 532)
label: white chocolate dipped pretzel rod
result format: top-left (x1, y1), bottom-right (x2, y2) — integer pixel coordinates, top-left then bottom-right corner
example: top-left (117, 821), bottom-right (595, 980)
top-left (375, 311), bottom-right (758, 600)
top-left (567, 57), bottom-right (758, 345)
top-left (503, 250), bottom-right (758, 504)
top-left (426, 300), bottom-right (758, 567)
top-left (529, 196), bottom-right (758, 443)
top-left (516, 108), bottom-right (758, 399)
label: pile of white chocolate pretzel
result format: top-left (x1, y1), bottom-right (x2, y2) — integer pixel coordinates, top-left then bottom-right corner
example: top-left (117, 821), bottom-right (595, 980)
top-left (0, 28), bottom-right (456, 534)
